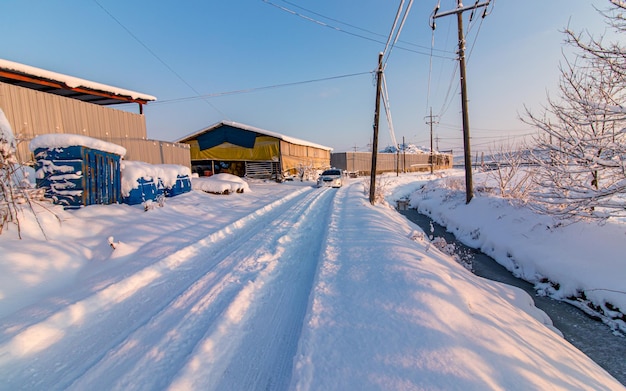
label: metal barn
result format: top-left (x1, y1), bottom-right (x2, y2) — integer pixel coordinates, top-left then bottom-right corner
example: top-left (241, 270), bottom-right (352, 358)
top-left (177, 121), bottom-right (332, 180)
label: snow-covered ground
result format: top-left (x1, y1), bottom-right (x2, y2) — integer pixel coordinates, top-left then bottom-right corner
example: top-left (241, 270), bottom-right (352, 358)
top-left (0, 172), bottom-right (624, 390)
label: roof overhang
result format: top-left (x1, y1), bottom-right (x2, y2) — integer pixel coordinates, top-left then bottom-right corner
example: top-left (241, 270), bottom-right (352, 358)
top-left (0, 58), bottom-right (156, 106)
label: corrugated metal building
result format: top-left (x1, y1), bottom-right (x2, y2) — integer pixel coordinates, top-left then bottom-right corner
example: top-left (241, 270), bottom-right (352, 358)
top-left (0, 58), bottom-right (190, 166)
top-left (177, 121), bottom-right (332, 180)
top-left (331, 151), bottom-right (453, 175)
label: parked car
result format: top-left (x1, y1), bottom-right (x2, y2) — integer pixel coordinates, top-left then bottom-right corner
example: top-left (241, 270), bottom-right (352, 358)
top-left (317, 169), bottom-right (343, 188)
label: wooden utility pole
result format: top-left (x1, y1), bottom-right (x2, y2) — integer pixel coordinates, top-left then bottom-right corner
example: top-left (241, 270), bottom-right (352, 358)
top-left (433, 0), bottom-right (490, 204)
top-left (402, 136), bottom-right (406, 173)
top-left (425, 107), bottom-right (438, 175)
top-left (369, 52), bottom-right (384, 205)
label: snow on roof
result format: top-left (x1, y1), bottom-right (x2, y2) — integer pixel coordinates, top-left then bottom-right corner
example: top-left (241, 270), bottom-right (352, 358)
top-left (177, 120), bottom-right (333, 151)
top-left (0, 58), bottom-right (156, 102)
top-left (29, 134), bottom-right (127, 156)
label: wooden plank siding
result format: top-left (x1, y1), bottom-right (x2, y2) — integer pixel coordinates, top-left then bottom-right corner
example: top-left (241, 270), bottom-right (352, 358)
top-left (0, 81), bottom-right (190, 167)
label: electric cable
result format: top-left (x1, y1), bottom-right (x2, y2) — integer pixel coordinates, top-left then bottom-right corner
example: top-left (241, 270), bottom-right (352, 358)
top-left (262, 0), bottom-right (453, 59)
top-left (92, 0), bottom-right (230, 119)
top-left (152, 71), bottom-right (373, 105)
top-left (277, 0), bottom-right (450, 54)
top-left (383, 0), bottom-right (415, 68)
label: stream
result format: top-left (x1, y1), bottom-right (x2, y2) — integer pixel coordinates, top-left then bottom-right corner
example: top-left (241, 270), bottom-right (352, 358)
top-left (399, 208), bottom-right (626, 385)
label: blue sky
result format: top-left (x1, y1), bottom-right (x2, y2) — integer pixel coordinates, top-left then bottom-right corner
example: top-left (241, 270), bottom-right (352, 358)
top-left (0, 0), bottom-right (612, 153)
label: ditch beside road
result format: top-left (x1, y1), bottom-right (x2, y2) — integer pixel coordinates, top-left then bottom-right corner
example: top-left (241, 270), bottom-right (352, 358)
top-left (399, 208), bottom-right (626, 386)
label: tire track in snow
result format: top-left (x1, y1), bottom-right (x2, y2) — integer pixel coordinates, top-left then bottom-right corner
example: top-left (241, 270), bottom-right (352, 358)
top-left (69, 186), bottom-right (335, 391)
top-left (289, 180), bottom-right (352, 391)
top-left (0, 186), bottom-right (315, 390)
top-left (167, 186), bottom-right (338, 391)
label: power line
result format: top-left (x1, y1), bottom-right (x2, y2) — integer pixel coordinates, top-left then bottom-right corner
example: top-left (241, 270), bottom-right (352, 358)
top-left (152, 71), bottom-right (373, 105)
top-left (382, 0), bottom-right (415, 68)
top-left (277, 0), bottom-right (452, 55)
top-left (93, 0), bottom-right (229, 119)
top-left (262, 0), bottom-right (454, 60)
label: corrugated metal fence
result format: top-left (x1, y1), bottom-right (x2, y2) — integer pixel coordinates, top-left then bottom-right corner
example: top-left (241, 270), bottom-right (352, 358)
top-left (331, 151), bottom-right (453, 175)
top-left (0, 81), bottom-right (190, 166)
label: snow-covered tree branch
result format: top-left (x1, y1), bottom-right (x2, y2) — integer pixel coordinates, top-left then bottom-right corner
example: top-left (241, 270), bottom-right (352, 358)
top-left (523, 1), bottom-right (626, 220)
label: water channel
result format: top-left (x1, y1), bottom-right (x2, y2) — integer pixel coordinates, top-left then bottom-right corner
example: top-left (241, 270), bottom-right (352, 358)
top-left (399, 209), bottom-right (626, 385)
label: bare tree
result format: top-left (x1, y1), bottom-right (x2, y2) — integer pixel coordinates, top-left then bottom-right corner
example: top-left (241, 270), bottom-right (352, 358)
top-left (485, 142), bottom-right (535, 202)
top-left (0, 109), bottom-right (49, 238)
top-left (522, 1), bottom-right (626, 220)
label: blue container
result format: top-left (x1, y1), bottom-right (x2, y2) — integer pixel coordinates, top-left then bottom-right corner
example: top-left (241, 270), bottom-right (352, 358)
top-left (122, 177), bottom-right (165, 205)
top-left (34, 146), bottom-right (122, 208)
top-left (164, 175), bottom-right (191, 197)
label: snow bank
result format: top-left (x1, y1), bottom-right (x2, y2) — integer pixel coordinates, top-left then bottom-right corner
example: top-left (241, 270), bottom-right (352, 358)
top-left (384, 170), bottom-right (626, 334)
top-left (192, 173), bottom-right (250, 194)
top-left (29, 134), bottom-right (126, 157)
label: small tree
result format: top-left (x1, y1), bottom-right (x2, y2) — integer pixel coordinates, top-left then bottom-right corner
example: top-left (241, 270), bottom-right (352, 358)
top-left (0, 108), bottom-right (48, 238)
top-left (0, 109), bottom-right (21, 234)
top-left (522, 1), bottom-right (626, 220)
top-left (485, 142), bottom-right (535, 202)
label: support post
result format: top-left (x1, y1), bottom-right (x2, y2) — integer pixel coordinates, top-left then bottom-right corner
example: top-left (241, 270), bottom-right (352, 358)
top-left (426, 107), bottom-right (438, 175)
top-left (433, 0), bottom-right (490, 204)
top-left (369, 52), bottom-right (384, 205)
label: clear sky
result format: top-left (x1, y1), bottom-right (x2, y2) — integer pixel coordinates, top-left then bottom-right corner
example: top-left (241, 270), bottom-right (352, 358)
top-left (0, 0), bottom-right (613, 153)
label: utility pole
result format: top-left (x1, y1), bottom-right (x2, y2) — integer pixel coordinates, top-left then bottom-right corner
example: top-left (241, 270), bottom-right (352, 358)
top-left (433, 0), bottom-right (490, 204)
top-left (402, 136), bottom-right (406, 173)
top-left (425, 107), bottom-right (438, 175)
top-left (369, 52), bottom-right (384, 205)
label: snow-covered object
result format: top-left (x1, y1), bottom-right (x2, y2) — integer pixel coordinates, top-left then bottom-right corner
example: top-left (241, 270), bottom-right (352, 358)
top-left (0, 108), bottom-right (16, 159)
top-left (121, 161), bottom-right (191, 196)
top-left (156, 164), bottom-right (192, 189)
top-left (29, 134), bottom-right (126, 157)
top-left (0, 58), bottom-right (156, 102)
top-left (192, 173), bottom-right (250, 194)
top-left (32, 144), bottom-right (122, 207)
top-left (380, 143), bottom-right (431, 154)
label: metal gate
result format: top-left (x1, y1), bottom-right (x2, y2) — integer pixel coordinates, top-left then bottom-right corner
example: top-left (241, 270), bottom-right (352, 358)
top-left (244, 161), bottom-right (280, 179)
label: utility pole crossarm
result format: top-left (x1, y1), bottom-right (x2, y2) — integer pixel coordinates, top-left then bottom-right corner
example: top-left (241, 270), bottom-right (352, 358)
top-left (432, 1), bottom-right (490, 19)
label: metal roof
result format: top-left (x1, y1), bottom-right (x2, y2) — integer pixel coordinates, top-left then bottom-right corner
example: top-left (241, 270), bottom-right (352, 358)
top-left (0, 58), bottom-right (156, 106)
top-left (177, 120), bottom-right (333, 151)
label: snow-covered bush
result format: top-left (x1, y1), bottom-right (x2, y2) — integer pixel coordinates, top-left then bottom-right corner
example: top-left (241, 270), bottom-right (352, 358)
top-left (362, 175), bottom-right (391, 204)
top-left (484, 143), bottom-right (535, 203)
top-left (0, 108), bottom-right (47, 238)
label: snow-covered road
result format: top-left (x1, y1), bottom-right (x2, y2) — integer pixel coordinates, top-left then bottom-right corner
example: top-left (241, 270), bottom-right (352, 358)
top-left (0, 178), bottom-right (623, 390)
top-left (0, 185), bottom-right (336, 390)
